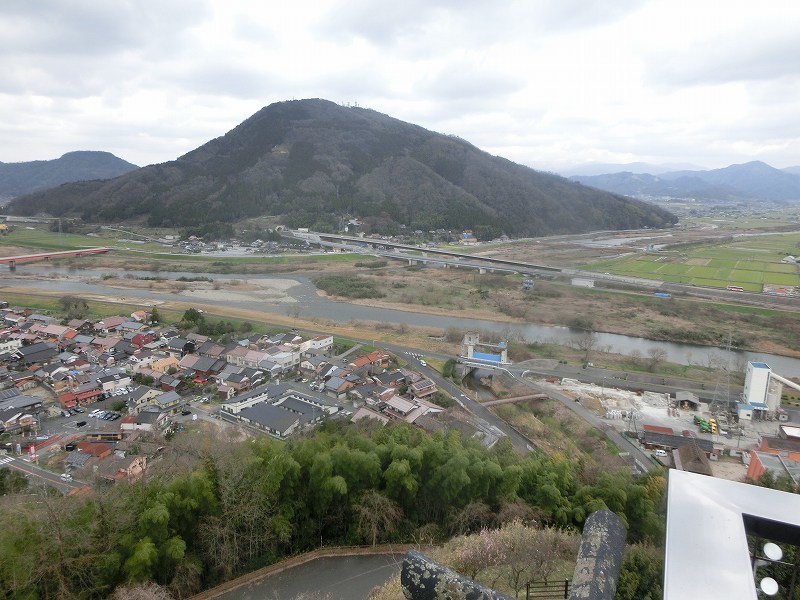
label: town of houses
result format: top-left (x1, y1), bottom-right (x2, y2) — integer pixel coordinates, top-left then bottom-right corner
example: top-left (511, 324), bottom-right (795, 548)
top-left (0, 301), bottom-right (448, 489)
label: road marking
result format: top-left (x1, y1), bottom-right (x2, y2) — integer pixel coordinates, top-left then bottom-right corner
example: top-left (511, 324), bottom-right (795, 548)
top-left (0, 456), bottom-right (13, 465)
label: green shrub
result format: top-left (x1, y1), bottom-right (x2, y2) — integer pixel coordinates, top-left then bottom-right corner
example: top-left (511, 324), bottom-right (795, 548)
top-left (315, 275), bottom-right (385, 299)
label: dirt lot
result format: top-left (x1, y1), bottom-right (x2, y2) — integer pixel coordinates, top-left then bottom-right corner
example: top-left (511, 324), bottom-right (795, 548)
top-left (711, 458), bottom-right (748, 482)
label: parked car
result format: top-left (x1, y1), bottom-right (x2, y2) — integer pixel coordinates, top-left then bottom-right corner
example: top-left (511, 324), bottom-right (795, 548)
top-left (181, 409), bottom-right (191, 416)
top-left (64, 442), bottom-right (78, 451)
top-left (62, 410), bottom-right (71, 418)
top-left (60, 473), bottom-right (73, 481)
top-left (76, 421), bottom-right (87, 427)
top-left (73, 406), bottom-right (85, 413)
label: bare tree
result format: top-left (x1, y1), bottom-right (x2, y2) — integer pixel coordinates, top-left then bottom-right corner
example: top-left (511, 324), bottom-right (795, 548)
top-left (286, 303), bottom-right (303, 320)
top-left (574, 331), bottom-right (597, 363)
top-left (645, 348), bottom-right (667, 372)
top-left (355, 490), bottom-right (404, 547)
top-left (449, 501), bottom-right (496, 535)
top-left (496, 500), bottom-right (538, 528)
top-left (498, 523), bottom-right (579, 599)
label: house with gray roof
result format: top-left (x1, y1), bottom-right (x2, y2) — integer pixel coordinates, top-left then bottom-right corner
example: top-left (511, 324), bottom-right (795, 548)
top-left (324, 376), bottom-right (354, 399)
top-left (153, 390), bottom-right (182, 411)
top-left (239, 403), bottom-right (300, 438)
top-left (256, 358), bottom-right (282, 375)
top-left (10, 342), bottom-right (58, 365)
top-left (134, 407), bottom-right (169, 432)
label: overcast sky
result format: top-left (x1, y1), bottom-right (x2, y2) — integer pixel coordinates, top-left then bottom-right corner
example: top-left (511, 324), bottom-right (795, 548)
top-left (2, 0), bottom-right (799, 172)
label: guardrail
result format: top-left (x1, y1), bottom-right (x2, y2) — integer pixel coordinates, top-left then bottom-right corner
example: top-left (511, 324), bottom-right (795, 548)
top-left (527, 579), bottom-right (571, 599)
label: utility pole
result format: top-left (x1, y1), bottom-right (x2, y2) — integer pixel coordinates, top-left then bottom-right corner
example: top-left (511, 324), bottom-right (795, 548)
top-left (709, 332), bottom-right (733, 421)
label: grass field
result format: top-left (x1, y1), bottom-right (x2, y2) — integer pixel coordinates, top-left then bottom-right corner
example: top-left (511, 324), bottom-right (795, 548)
top-left (0, 227), bottom-right (363, 268)
top-left (587, 232), bottom-right (800, 292)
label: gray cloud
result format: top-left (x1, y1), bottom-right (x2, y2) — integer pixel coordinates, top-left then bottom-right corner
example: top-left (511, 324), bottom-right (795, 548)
top-left (645, 27), bottom-right (800, 87)
top-left (0, 0), bottom-right (798, 170)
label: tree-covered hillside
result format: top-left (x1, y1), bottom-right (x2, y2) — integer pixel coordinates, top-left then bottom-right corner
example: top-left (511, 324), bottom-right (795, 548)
top-left (7, 99), bottom-right (677, 236)
top-left (0, 422), bottom-right (665, 599)
top-left (0, 151), bottom-right (138, 203)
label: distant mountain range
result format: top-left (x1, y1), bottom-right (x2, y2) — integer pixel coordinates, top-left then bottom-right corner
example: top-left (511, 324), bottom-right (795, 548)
top-left (5, 99), bottom-right (676, 237)
top-left (0, 151), bottom-right (138, 205)
top-left (569, 161), bottom-right (800, 202)
top-left (558, 162), bottom-right (704, 177)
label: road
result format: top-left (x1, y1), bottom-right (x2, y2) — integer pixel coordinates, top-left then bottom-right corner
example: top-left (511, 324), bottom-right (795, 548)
top-left (353, 337), bottom-right (667, 464)
top-left (503, 369), bottom-right (656, 473)
top-left (5, 333), bottom-right (675, 489)
top-left (0, 453), bottom-right (84, 493)
top-left (513, 362), bottom-right (743, 403)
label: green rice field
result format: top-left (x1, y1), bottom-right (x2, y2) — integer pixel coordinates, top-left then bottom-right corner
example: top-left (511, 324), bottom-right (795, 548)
top-left (587, 232), bottom-right (800, 292)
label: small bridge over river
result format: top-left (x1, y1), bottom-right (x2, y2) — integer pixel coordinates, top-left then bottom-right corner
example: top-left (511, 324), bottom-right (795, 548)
top-left (0, 247), bottom-right (112, 270)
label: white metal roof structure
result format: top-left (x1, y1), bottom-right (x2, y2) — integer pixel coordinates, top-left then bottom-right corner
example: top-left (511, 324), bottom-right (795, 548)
top-left (665, 470), bottom-right (800, 599)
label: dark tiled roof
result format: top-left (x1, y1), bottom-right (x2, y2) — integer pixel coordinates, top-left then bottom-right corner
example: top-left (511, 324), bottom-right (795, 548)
top-left (240, 403), bottom-right (299, 433)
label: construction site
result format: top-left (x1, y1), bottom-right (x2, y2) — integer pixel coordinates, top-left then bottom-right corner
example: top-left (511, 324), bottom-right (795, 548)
top-left (536, 360), bottom-right (800, 482)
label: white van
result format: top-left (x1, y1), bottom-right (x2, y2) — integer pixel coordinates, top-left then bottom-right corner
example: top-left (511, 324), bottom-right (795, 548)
top-left (654, 449), bottom-right (668, 457)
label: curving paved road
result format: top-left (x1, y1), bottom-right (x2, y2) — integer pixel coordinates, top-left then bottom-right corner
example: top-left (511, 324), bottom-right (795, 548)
top-left (0, 454), bottom-right (84, 493)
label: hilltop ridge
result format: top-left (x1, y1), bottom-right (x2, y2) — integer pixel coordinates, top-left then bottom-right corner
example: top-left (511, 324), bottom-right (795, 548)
top-left (0, 150), bottom-right (138, 205)
top-left (7, 99), bottom-right (676, 236)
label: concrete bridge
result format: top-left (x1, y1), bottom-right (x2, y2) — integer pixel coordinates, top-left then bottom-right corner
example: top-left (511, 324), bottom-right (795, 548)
top-left (0, 247), bottom-right (112, 270)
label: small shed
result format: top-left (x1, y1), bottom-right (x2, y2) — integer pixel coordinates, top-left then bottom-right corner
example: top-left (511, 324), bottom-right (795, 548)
top-left (737, 403), bottom-right (754, 421)
top-left (676, 391), bottom-right (700, 411)
top-left (571, 277), bottom-right (595, 288)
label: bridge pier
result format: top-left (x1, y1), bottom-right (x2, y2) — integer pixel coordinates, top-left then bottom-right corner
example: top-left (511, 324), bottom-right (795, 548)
top-left (9, 260), bottom-right (15, 271)
top-left (479, 267), bottom-right (486, 274)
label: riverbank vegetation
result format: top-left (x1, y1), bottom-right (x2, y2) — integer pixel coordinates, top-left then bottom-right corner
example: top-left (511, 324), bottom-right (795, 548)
top-left (0, 421), bottom-right (666, 599)
top-left (314, 274), bottom-right (385, 299)
top-left (4, 227), bottom-right (800, 356)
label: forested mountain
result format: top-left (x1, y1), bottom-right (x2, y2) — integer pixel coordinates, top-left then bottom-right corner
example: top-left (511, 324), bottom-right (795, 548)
top-left (572, 161), bottom-right (800, 202)
top-left (0, 151), bottom-right (138, 205)
top-left (6, 99), bottom-right (676, 236)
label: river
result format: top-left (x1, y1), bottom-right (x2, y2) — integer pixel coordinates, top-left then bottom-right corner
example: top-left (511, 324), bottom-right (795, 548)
top-left (5, 265), bottom-right (800, 377)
